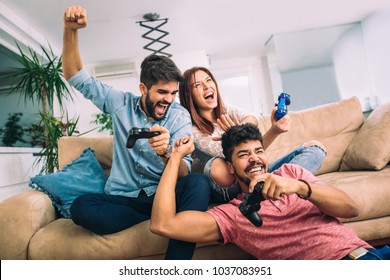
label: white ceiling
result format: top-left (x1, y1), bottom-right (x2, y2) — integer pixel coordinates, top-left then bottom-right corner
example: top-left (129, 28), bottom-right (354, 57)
top-left (1, 0), bottom-right (390, 68)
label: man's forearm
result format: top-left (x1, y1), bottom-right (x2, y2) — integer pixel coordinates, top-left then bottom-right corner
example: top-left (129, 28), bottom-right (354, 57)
top-left (160, 156), bottom-right (189, 179)
top-left (62, 27), bottom-right (83, 80)
top-left (151, 154), bottom-right (182, 231)
top-left (306, 181), bottom-right (359, 218)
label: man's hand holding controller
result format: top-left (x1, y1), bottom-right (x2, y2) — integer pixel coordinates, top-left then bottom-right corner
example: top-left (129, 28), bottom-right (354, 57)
top-left (148, 125), bottom-right (171, 158)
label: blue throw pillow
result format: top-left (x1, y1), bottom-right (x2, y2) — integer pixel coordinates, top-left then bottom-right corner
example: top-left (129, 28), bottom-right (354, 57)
top-left (29, 147), bottom-right (107, 218)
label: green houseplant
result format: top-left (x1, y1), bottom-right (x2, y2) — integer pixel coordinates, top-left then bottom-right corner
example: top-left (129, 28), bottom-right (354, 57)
top-left (34, 113), bottom-right (88, 173)
top-left (91, 113), bottom-right (113, 135)
top-left (7, 43), bottom-right (73, 115)
top-left (25, 112), bottom-right (96, 174)
top-left (4, 43), bottom-right (76, 173)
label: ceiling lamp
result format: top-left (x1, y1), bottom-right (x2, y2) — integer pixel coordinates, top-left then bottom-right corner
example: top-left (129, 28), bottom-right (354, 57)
top-left (136, 13), bottom-right (172, 57)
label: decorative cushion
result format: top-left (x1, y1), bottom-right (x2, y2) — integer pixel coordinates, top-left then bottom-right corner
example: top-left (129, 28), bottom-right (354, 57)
top-left (340, 103), bottom-right (390, 171)
top-left (29, 147), bottom-right (107, 218)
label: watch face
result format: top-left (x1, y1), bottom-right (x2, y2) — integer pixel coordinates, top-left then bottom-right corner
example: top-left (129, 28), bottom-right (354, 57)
top-left (164, 145), bottom-right (173, 158)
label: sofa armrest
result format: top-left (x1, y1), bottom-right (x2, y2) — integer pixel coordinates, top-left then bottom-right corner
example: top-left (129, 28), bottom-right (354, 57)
top-left (0, 190), bottom-right (57, 259)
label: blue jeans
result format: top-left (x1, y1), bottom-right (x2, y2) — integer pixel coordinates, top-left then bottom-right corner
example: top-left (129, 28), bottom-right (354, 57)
top-left (343, 246), bottom-right (390, 260)
top-left (207, 144), bottom-right (327, 203)
top-left (268, 144), bottom-right (327, 174)
top-left (359, 246), bottom-right (390, 260)
top-left (70, 173), bottom-right (210, 260)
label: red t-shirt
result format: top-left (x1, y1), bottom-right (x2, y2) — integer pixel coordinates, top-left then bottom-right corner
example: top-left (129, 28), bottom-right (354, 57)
top-left (207, 164), bottom-right (371, 259)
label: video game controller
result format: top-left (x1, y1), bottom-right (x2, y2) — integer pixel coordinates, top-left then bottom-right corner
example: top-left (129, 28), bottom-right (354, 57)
top-left (275, 92), bottom-right (291, 121)
top-left (126, 127), bottom-right (161, 148)
top-left (238, 182), bottom-right (265, 227)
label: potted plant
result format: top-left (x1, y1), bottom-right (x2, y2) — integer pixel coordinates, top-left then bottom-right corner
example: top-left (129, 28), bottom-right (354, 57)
top-left (3, 42), bottom-right (76, 173)
top-left (6, 43), bottom-right (73, 115)
top-left (91, 113), bottom-right (113, 135)
top-left (33, 113), bottom-right (93, 173)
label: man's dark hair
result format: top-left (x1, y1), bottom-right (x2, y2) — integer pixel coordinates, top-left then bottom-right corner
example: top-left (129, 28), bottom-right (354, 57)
top-left (222, 123), bottom-right (263, 162)
top-left (140, 54), bottom-right (182, 89)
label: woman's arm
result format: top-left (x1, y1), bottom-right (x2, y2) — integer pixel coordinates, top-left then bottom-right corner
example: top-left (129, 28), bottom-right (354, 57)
top-left (261, 108), bottom-right (292, 149)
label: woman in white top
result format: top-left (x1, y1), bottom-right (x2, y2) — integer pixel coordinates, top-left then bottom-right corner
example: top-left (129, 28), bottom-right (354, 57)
top-left (179, 67), bottom-right (327, 202)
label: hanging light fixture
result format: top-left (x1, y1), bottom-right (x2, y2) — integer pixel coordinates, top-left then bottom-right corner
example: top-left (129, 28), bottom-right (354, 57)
top-left (136, 13), bottom-right (172, 57)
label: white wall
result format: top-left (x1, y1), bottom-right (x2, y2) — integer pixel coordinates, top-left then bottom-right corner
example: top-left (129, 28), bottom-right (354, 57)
top-left (0, 147), bottom-right (42, 201)
top-left (332, 24), bottom-right (372, 111)
top-left (211, 55), bottom-right (270, 117)
top-left (263, 18), bottom-right (389, 113)
top-left (281, 66), bottom-right (340, 111)
top-left (361, 9), bottom-right (390, 106)
top-left (263, 53), bottom-right (284, 109)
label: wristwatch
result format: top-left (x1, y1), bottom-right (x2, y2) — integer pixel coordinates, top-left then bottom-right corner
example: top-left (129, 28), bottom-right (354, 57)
top-left (158, 145), bottom-right (172, 158)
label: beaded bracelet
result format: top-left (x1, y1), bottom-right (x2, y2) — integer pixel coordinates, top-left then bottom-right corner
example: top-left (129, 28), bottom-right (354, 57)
top-left (297, 179), bottom-right (312, 200)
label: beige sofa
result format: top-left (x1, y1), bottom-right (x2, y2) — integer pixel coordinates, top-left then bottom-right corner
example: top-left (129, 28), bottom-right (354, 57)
top-left (1, 96), bottom-right (390, 260)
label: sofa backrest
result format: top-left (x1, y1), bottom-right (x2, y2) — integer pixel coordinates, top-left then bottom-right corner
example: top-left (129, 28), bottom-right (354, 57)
top-left (58, 97), bottom-right (364, 176)
top-left (259, 96), bottom-right (364, 175)
top-left (58, 135), bottom-right (114, 176)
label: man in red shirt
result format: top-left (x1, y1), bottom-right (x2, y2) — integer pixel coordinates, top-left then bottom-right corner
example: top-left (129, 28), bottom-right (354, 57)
top-left (150, 123), bottom-right (390, 260)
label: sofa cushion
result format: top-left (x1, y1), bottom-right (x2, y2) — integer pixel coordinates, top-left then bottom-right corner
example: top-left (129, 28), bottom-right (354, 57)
top-left (340, 102), bottom-right (390, 171)
top-left (318, 166), bottom-right (390, 222)
top-left (28, 218), bottom-right (253, 260)
top-left (28, 148), bottom-right (107, 218)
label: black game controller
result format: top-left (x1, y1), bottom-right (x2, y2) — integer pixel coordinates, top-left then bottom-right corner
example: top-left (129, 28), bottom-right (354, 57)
top-left (275, 92), bottom-right (291, 121)
top-left (238, 182), bottom-right (265, 227)
top-left (126, 127), bottom-right (161, 148)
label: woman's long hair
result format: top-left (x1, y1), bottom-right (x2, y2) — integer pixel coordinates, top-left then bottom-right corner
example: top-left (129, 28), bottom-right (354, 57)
top-left (179, 67), bottom-right (226, 135)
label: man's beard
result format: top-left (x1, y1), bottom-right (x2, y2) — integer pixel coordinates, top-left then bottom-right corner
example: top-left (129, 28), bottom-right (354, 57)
top-left (145, 93), bottom-right (170, 121)
top-left (236, 172), bottom-right (250, 188)
top-left (235, 161), bottom-right (267, 188)
top-left (228, 164), bottom-right (249, 187)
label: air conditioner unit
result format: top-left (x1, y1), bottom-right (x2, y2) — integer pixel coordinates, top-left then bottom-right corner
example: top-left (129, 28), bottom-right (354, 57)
top-left (93, 62), bottom-right (136, 79)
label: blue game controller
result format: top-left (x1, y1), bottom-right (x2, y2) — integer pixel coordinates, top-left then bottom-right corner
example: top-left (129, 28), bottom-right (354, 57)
top-left (275, 92), bottom-right (291, 121)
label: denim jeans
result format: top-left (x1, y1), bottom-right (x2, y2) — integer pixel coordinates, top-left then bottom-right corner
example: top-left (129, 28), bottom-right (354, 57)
top-left (358, 246), bottom-right (390, 260)
top-left (343, 246), bottom-right (390, 260)
top-left (207, 144), bottom-right (327, 203)
top-left (268, 144), bottom-right (327, 174)
top-left (70, 173), bottom-right (210, 260)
